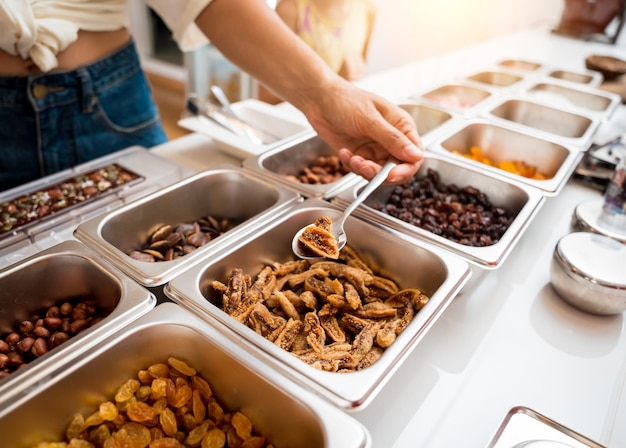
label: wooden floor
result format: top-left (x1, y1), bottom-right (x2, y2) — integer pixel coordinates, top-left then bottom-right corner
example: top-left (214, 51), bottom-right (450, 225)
top-left (145, 71), bottom-right (192, 141)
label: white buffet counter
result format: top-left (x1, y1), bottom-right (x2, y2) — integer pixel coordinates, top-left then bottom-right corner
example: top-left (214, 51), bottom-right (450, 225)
top-left (151, 26), bottom-right (626, 448)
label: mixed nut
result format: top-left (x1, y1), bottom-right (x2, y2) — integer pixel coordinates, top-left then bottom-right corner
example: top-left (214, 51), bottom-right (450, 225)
top-left (0, 164), bottom-right (141, 237)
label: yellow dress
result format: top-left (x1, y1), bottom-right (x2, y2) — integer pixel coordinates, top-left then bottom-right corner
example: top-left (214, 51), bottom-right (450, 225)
top-left (293, 0), bottom-right (372, 74)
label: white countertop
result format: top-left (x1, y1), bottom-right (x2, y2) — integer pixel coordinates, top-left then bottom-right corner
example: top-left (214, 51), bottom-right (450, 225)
top-left (151, 26), bottom-right (626, 448)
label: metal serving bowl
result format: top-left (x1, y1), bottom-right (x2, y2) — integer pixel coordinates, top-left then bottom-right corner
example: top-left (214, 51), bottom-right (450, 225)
top-left (397, 101), bottom-right (455, 144)
top-left (431, 119), bottom-right (582, 195)
top-left (466, 70), bottom-right (524, 90)
top-left (0, 303), bottom-right (371, 448)
top-left (415, 82), bottom-right (493, 114)
top-left (0, 240), bottom-right (155, 409)
top-left (165, 198), bottom-right (471, 410)
top-left (242, 133), bottom-right (361, 199)
top-left (486, 98), bottom-right (599, 149)
top-left (74, 167), bottom-right (300, 286)
top-left (550, 232), bottom-right (626, 315)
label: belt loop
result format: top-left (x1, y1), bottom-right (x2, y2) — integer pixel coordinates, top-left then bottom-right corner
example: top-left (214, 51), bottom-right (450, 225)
top-left (77, 68), bottom-right (96, 113)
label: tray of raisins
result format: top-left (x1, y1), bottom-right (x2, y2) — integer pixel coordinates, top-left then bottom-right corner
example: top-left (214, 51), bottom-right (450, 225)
top-left (333, 153), bottom-right (545, 269)
top-left (0, 163), bottom-right (143, 240)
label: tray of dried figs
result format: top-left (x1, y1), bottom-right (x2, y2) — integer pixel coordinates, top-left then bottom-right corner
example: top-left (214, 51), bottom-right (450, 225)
top-left (0, 302), bottom-right (371, 448)
top-left (74, 167), bottom-right (301, 287)
top-left (164, 198), bottom-right (471, 410)
top-left (0, 240), bottom-right (156, 410)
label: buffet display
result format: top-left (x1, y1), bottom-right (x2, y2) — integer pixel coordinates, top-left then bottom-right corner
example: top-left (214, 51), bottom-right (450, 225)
top-left (0, 45), bottom-right (624, 448)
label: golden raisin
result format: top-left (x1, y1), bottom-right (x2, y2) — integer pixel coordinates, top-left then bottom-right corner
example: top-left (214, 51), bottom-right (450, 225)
top-left (242, 437), bottom-right (266, 448)
top-left (115, 379), bottom-right (140, 403)
top-left (126, 401), bottom-right (155, 423)
top-left (168, 357), bottom-right (196, 376)
top-left (190, 376), bottom-right (212, 400)
top-left (201, 428), bottom-right (226, 448)
top-left (99, 402), bottom-right (119, 421)
top-left (185, 420), bottom-right (210, 446)
top-left (65, 413), bottom-right (85, 440)
top-left (149, 438), bottom-right (181, 448)
top-left (147, 363), bottom-right (170, 379)
top-left (231, 412), bottom-right (252, 440)
top-left (192, 390), bottom-right (206, 424)
top-left (159, 408), bottom-right (178, 437)
top-left (168, 384), bottom-right (192, 408)
top-left (121, 422), bottom-right (151, 448)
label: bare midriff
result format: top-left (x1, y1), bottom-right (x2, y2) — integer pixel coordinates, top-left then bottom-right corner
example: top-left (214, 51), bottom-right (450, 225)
top-left (0, 28), bottom-right (132, 75)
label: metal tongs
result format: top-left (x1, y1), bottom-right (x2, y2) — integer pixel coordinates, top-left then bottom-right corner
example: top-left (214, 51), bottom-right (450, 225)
top-left (186, 90), bottom-right (279, 146)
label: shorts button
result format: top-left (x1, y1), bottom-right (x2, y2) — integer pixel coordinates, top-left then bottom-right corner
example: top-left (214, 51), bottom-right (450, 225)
top-left (32, 84), bottom-right (48, 99)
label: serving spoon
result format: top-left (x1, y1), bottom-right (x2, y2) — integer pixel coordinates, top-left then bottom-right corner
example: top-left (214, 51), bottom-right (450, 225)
top-left (292, 159), bottom-right (397, 259)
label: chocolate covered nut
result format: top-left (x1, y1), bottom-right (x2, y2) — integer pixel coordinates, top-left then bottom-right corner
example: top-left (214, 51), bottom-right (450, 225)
top-left (32, 326), bottom-right (50, 339)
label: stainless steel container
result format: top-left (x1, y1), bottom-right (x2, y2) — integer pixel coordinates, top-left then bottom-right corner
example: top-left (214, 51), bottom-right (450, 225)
top-left (465, 70), bottom-right (524, 90)
top-left (0, 303), bottom-right (371, 448)
top-left (485, 98), bottom-right (600, 149)
top-left (397, 101), bottom-right (457, 145)
top-left (415, 82), bottom-right (494, 115)
top-left (430, 119), bottom-right (583, 195)
top-left (74, 167), bottom-right (301, 286)
top-left (497, 59), bottom-right (543, 73)
top-left (550, 232), bottom-right (626, 316)
top-left (0, 240), bottom-right (155, 409)
top-left (334, 153), bottom-right (545, 269)
top-left (242, 133), bottom-right (362, 199)
top-left (547, 68), bottom-right (603, 87)
top-left (165, 198), bottom-right (471, 410)
top-left (522, 80), bottom-right (620, 120)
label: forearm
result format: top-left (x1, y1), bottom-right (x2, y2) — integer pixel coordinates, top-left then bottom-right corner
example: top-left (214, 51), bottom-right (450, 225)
top-left (195, 0), bottom-right (339, 113)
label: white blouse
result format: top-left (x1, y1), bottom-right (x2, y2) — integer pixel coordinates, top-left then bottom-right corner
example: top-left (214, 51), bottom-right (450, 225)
top-left (0, 0), bottom-right (213, 72)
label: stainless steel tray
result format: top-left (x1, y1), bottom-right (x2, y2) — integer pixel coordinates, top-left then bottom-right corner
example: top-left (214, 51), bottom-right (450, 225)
top-left (74, 167), bottom-right (301, 286)
top-left (413, 81), bottom-right (497, 116)
top-left (0, 302), bottom-right (371, 448)
top-left (0, 240), bottom-right (156, 409)
top-left (334, 153), bottom-right (546, 269)
top-left (428, 118), bottom-right (584, 196)
top-left (242, 133), bottom-right (362, 199)
top-left (164, 198), bottom-right (471, 410)
top-left (483, 97), bottom-right (600, 150)
top-left (485, 406), bottom-right (605, 448)
top-left (520, 79), bottom-right (621, 121)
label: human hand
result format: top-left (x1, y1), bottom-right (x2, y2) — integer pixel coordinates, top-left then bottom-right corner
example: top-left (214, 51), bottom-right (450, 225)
top-left (300, 78), bottom-right (424, 184)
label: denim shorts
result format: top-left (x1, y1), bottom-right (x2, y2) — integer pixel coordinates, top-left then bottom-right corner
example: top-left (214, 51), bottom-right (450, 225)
top-left (0, 40), bottom-right (168, 192)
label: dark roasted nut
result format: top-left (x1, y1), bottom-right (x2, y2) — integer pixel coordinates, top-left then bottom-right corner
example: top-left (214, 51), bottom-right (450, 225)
top-left (46, 306), bottom-right (60, 318)
top-left (69, 319), bottom-right (89, 335)
top-left (18, 320), bottom-right (34, 335)
top-left (49, 332), bottom-right (70, 348)
top-left (31, 338), bottom-right (48, 357)
top-left (60, 302), bottom-right (73, 316)
top-left (0, 354), bottom-right (9, 369)
top-left (5, 332), bottom-right (21, 346)
top-left (32, 326), bottom-right (50, 339)
top-left (16, 337), bottom-right (34, 353)
top-left (43, 316), bottom-right (63, 331)
top-left (7, 351), bottom-right (24, 367)
top-left (0, 340), bottom-right (9, 353)
top-left (71, 307), bottom-right (87, 321)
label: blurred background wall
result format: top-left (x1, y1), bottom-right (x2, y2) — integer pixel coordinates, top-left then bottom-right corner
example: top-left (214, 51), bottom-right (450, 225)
top-left (366, 0), bottom-right (564, 72)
